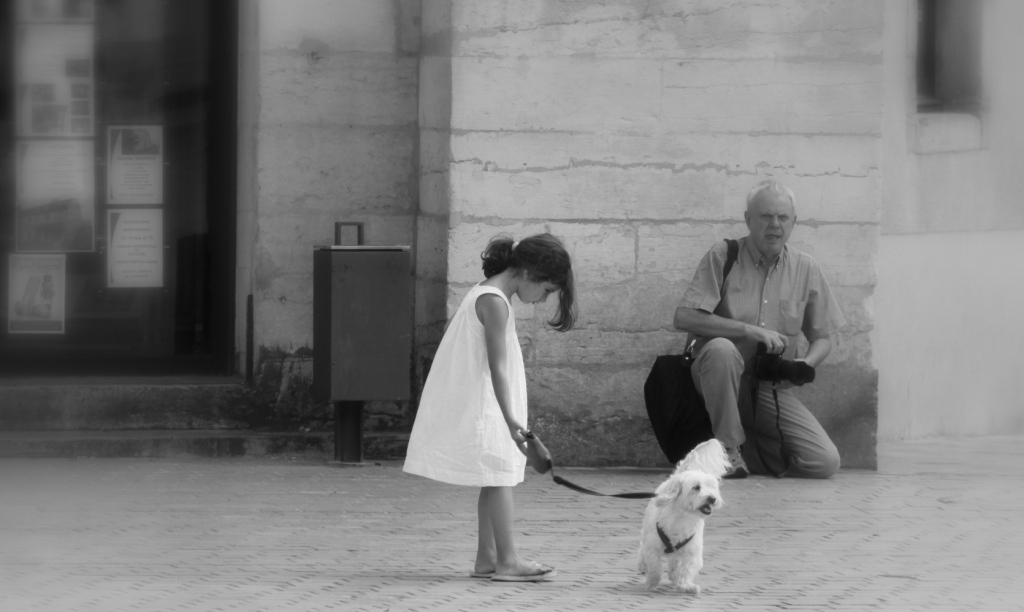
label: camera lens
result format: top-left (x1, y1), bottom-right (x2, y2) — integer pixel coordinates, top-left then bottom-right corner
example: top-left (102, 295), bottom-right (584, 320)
top-left (755, 342), bottom-right (815, 386)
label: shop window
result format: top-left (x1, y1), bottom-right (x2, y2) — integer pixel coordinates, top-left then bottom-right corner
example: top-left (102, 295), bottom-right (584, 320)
top-left (0, 0), bottom-right (237, 375)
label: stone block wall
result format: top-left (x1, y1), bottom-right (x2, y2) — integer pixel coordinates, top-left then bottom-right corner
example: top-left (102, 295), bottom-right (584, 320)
top-left (430, 1), bottom-right (884, 467)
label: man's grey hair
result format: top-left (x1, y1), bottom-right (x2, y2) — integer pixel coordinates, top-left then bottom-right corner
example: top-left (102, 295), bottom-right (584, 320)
top-left (746, 180), bottom-right (796, 210)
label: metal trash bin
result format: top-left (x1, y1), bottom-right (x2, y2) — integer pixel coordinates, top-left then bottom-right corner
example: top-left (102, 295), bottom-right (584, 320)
top-left (312, 245), bottom-right (411, 461)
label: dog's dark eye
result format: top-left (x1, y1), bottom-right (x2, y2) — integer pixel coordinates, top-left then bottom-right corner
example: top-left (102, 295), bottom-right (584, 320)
top-left (692, 485), bottom-right (701, 492)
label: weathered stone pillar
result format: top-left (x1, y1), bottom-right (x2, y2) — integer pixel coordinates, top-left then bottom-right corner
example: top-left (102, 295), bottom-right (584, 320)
top-left (415, 1), bottom-right (454, 391)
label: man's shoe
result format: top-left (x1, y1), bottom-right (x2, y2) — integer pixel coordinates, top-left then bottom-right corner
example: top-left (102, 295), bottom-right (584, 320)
top-left (723, 446), bottom-right (749, 479)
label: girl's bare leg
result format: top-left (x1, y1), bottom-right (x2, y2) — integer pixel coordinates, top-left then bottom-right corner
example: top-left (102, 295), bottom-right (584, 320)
top-left (478, 486), bottom-right (549, 576)
top-left (474, 488), bottom-right (497, 574)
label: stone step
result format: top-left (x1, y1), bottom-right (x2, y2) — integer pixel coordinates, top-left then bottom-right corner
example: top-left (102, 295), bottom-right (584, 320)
top-left (0, 378), bottom-right (250, 430)
top-left (0, 430), bottom-right (410, 460)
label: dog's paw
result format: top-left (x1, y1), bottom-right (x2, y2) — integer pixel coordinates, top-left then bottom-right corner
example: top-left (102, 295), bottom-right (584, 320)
top-left (677, 582), bottom-right (700, 595)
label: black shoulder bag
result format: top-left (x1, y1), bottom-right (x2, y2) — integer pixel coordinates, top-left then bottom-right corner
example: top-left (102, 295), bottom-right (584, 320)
top-left (643, 239), bottom-right (738, 464)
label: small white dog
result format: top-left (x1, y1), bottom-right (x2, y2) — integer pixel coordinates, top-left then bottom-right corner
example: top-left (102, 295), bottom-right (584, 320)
top-left (637, 439), bottom-right (730, 594)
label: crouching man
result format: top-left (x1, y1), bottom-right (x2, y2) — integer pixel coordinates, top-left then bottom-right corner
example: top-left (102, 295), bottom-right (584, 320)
top-left (674, 180), bottom-right (845, 479)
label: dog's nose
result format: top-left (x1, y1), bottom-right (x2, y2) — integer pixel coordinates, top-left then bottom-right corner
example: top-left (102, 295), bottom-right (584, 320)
top-left (707, 495), bottom-right (717, 505)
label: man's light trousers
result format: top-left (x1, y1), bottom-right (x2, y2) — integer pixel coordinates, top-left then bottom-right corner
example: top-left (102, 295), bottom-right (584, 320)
top-left (690, 337), bottom-right (841, 478)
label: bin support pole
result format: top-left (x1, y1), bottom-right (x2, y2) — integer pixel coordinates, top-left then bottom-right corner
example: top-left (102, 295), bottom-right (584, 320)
top-left (334, 401), bottom-right (363, 462)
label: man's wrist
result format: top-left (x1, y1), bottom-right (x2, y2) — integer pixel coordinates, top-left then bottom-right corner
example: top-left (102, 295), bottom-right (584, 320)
top-left (797, 356), bottom-right (822, 368)
top-left (742, 322), bottom-right (758, 340)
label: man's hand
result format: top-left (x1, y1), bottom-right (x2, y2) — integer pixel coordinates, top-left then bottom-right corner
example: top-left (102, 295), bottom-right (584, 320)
top-left (750, 325), bottom-right (788, 354)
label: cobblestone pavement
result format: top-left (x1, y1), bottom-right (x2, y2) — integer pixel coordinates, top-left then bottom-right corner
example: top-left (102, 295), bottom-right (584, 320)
top-left (2, 436), bottom-right (1022, 612)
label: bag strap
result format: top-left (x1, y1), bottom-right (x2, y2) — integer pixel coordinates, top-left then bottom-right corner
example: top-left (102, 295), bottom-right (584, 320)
top-left (747, 380), bottom-right (791, 479)
top-left (686, 239), bottom-right (739, 357)
top-left (721, 238), bottom-right (739, 296)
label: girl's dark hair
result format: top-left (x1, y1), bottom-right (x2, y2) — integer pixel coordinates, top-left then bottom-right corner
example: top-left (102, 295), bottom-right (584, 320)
top-left (481, 233), bottom-right (577, 332)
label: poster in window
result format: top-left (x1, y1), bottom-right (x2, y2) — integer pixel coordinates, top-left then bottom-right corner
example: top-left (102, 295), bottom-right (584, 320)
top-left (16, 0), bottom-right (95, 22)
top-left (107, 209), bottom-right (163, 288)
top-left (8, 254), bottom-right (66, 334)
top-left (15, 140), bottom-right (95, 252)
top-left (15, 24), bottom-right (94, 137)
top-left (108, 126), bottom-right (164, 205)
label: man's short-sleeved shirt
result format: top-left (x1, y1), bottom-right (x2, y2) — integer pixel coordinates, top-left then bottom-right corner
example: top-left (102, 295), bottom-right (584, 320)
top-left (679, 237), bottom-right (846, 368)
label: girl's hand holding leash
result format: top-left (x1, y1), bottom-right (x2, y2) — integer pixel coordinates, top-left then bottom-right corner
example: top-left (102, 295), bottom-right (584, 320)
top-left (508, 420), bottom-right (527, 445)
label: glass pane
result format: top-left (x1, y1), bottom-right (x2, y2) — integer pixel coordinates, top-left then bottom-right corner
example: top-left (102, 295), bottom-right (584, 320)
top-left (0, 0), bottom-right (224, 374)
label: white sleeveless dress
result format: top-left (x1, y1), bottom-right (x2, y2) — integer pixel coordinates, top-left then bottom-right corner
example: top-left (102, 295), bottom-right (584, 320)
top-left (403, 285), bottom-right (528, 487)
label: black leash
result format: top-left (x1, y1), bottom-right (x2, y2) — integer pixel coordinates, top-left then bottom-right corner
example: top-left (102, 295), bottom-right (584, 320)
top-left (545, 459), bottom-right (656, 499)
top-left (523, 430), bottom-right (656, 499)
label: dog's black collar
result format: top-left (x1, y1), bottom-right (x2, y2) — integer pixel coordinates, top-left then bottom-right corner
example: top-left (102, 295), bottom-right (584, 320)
top-left (656, 524), bottom-right (694, 554)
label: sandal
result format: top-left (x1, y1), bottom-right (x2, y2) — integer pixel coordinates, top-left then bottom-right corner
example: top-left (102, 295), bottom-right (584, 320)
top-left (491, 565), bottom-right (556, 582)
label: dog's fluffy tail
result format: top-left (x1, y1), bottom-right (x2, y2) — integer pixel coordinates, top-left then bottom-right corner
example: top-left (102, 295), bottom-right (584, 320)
top-left (674, 439), bottom-right (730, 478)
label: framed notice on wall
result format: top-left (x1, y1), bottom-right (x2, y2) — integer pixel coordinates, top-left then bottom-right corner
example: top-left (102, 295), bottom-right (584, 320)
top-left (107, 209), bottom-right (163, 288)
top-left (8, 254), bottom-right (66, 334)
top-left (107, 126), bottom-right (164, 205)
top-left (15, 140), bottom-right (95, 252)
top-left (15, 23), bottom-right (95, 138)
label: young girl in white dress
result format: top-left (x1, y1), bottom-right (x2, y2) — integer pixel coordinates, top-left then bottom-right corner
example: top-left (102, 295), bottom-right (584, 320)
top-left (403, 233), bottom-right (576, 582)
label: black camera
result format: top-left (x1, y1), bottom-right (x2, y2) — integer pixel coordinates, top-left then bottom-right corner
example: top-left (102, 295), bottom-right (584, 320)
top-left (754, 342), bottom-right (815, 386)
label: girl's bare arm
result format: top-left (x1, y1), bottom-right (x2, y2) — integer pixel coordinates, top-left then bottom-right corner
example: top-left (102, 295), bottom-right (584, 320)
top-left (476, 293), bottom-right (527, 445)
